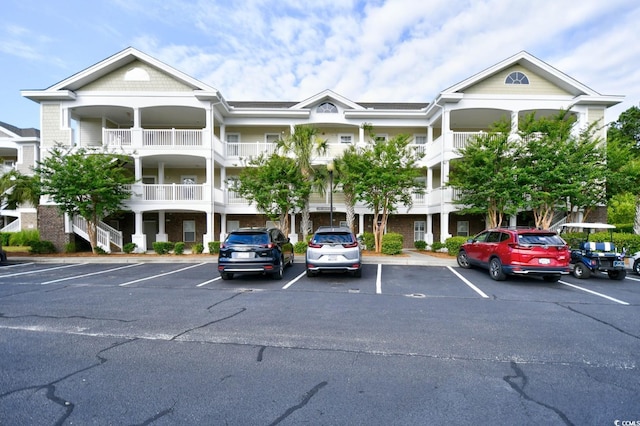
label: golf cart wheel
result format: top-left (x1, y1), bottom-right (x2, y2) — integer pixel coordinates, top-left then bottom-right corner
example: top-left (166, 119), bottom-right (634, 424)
top-left (634, 259), bottom-right (640, 275)
top-left (608, 270), bottom-right (627, 280)
top-left (573, 263), bottom-right (591, 279)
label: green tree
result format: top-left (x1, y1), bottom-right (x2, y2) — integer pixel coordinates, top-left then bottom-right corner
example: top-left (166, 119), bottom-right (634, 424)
top-left (35, 145), bottom-right (135, 252)
top-left (232, 153), bottom-right (310, 235)
top-left (277, 125), bottom-right (327, 240)
top-left (349, 130), bottom-right (424, 252)
top-left (332, 146), bottom-right (361, 233)
top-left (448, 119), bottom-right (520, 228)
top-left (517, 110), bottom-right (606, 227)
top-left (0, 170), bottom-right (40, 210)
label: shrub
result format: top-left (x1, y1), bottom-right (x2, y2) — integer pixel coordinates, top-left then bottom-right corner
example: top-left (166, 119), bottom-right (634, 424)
top-left (152, 241), bottom-right (174, 255)
top-left (431, 241), bottom-right (444, 252)
top-left (444, 236), bottom-right (467, 256)
top-left (64, 242), bottom-right (77, 253)
top-left (294, 241), bottom-right (308, 254)
top-left (123, 242), bottom-right (137, 254)
top-left (9, 230), bottom-right (40, 246)
top-left (414, 240), bottom-right (427, 251)
top-left (208, 241), bottom-right (220, 254)
top-left (93, 246), bottom-right (107, 255)
top-left (0, 233), bottom-right (10, 246)
top-left (381, 232), bottom-right (403, 255)
top-left (193, 243), bottom-right (204, 254)
top-left (174, 242), bottom-right (185, 255)
top-left (29, 240), bottom-right (56, 254)
top-left (361, 232), bottom-right (375, 251)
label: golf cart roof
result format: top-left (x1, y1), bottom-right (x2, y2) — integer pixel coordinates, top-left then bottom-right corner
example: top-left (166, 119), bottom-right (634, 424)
top-left (560, 222), bottom-right (616, 230)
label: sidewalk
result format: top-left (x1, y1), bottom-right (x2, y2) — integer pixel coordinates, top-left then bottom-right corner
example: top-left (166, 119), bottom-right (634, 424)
top-left (7, 249), bottom-right (458, 267)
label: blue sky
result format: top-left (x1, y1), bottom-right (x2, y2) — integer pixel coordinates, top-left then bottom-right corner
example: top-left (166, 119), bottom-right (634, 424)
top-left (2, 0), bottom-right (639, 130)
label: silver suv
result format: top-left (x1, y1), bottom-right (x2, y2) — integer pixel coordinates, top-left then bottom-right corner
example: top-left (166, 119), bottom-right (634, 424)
top-left (306, 226), bottom-right (362, 277)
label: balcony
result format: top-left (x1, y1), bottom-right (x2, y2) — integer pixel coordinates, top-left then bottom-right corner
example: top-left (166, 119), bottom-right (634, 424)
top-left (125, 184), bottom-right (211, 209)
top-left (103, 128), bottom-right (210, 151)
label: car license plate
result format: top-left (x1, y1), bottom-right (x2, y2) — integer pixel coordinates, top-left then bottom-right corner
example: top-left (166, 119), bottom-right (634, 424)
top-left (538, 258), bottom-right (551, 264)
top-left (236, 252), bottom-right (253, 259)
top-left (614, 260), bottom-right (625, 267)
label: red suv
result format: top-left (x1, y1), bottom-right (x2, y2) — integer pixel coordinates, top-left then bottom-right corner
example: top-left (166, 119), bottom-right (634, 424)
top-left (456, 228), bottom-right (570, 282)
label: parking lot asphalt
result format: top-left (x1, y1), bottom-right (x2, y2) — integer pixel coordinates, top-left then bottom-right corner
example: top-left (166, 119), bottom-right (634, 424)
top-left (1, 251), bottom-right (638, 424)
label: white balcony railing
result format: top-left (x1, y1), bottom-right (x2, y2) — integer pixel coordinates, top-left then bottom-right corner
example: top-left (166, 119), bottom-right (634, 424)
top-left (143, 129), bottom-right (203, 147)
top-left (126, 184), bottom-right (206, 202)
top-left (226, 142), bottom-right (277, 158)
top-left (103, 129), bottom-right (132, 146)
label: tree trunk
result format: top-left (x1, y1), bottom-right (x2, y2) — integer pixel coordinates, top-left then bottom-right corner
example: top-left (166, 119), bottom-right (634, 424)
top-left (344, 192), bottom-right (356, 234)
top-left (300, 202), bottom-right (311, 241)
top-left (634, 201), bottom-right (640, 235)
top-left (87, 220), bottom-right (98, 252)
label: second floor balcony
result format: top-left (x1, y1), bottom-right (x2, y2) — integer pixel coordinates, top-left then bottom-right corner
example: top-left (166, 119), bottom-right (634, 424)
top-left (103, 128), bottom-right (211, 151)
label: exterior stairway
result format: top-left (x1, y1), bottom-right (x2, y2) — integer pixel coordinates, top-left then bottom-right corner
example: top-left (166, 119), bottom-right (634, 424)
top-left (72, 216), bottom-right (123, 253)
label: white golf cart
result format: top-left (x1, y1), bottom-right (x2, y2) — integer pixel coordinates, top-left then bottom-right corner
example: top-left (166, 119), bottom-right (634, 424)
top-left (558, 222), bottom-right (626, 280)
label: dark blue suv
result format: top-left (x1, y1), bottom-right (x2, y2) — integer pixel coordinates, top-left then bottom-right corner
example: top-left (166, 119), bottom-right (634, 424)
top-left (217, 227), bottom-right (294, 280)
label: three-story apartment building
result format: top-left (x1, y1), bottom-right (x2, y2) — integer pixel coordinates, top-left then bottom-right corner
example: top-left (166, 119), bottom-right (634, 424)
top-left (22, 48), bottom-right (623, 252)
top-left (0, 121), bottom-right (39, 232)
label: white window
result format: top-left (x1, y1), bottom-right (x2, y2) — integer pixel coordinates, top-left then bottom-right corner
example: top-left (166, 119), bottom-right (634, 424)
top-left (265, 133), bottom-right (280, 144)
top-left (414, 221), bottom-right (426, 242)
top-left (375, 134), bottom-right (388, 142)
top-left (227, 220), bottom-right (240, 232)
top-left (317, 102), bottom-right (338, 113)
top-left (226, 133), bottom-right (240, 156)
top-left (505, 71), bottom-right (529, 85)
top-left (414, 135), bottom-right (427, 144)
top-left (457, 221), bottom-right (469, 237)
top-left (339, 221), bottom-right (348, 228)
top-left (339, 134), bottom-right (353, 144)
top-left (183, 220), bottom-right (196, 242)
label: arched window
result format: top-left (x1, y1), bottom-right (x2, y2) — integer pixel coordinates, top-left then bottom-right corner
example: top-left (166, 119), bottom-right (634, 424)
top-left (317, 102), bottom-right (338, 113)
top-left (505, 71), bottom-right (529, 85)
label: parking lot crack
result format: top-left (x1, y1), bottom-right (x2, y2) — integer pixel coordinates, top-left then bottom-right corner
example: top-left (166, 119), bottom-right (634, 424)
top-left (268, 381), bottom-right (328, 425)
top-left (131, 401), bottom-right (176, 426)
top-left (0, 312), bottom-right (136, 323)
top-left (0, 338), bottom-right (136, 425)
top-left (170, 308), bottom-right (246, 341)
top-left (560, 304), bottom-right (640, 340)
top-left (503, 361), bottom-right (573, 425)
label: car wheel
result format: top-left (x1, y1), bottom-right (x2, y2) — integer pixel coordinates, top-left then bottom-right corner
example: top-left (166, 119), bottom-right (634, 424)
top-left (272, 259), bottom-right (284, 280)
top-left (573, 263), bottom-right (591, 279)
top-left (457, 250), bottom-right (471, 269)
top-left (353, 268), bottom-right (362, 278)
top-left (306, 269), bottom-right (315, 278)
top-left (633, 259), bottom-right (640, 275)
top-left (287, 252), bottom-right (294, 267)
top-left (489, 258), bottom-right (506, 281)
top-left (542, 275), bottom-right (561, 282)
top-left (221, 272), bottom-right (234, 280)
top-left (608, 270), bottom-right (627, 280)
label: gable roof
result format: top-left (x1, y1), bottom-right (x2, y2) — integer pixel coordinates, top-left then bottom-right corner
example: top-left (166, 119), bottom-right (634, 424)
top-left (0, 121), bottom-right (40, 138)
top-left (22, 47), bottom-right (224, 103)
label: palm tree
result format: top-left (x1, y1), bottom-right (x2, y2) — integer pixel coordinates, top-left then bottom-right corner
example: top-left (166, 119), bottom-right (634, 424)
top-left (0, 170), bottom-right (40, 210)
top-left (277, 125), bottom-right (327, 240)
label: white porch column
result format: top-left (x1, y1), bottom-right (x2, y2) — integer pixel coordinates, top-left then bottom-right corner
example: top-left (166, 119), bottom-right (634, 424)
top-left (440, 212), bottom-right (451, 243)
top-left (426, 167), bottom-right (433, 192)
top-left (509, 215), bottom-right (517, 228)
top-left (358, 214), bottom-right (365, 236)
top-left (219, 212), bottom-right (227, 241)
top-left (134, 155), bottom-right (142, 180)
top-left (158, 162), bottom-right (165, 184)
top-left (131, 211), bottom-right (146, 253)
top-left (427, 126), bottom-right (433, 143)
top-left (510, 110), bottom-right (519, 135)
top-left (203, 212), bottom-right (213, 253)
top-left (426, 213), bottom-right (434, 245)
top-left (358, 126), bottom-right (365, 146)
top-left (156, 211), bottom-right (168, 242)
top-left (289, 212), bottom-right (298, 243)
top-left (220, 124), bottom-right (226, 142)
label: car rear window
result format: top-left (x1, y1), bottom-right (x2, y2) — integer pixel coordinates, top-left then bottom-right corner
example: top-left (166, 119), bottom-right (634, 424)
top-left (313, 232), bottom-right (354, 244)
top-left (518, 233), bottom-right (564, 245)
top-left (226, 233), bottom-right (269, 245)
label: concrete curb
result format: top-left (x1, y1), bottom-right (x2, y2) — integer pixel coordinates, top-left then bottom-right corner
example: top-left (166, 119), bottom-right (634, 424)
top-left (6, 251), bottom-right (459, 267)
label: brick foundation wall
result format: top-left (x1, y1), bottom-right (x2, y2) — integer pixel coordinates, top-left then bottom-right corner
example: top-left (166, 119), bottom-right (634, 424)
top-left (37, 206), bottom-right (74, 252)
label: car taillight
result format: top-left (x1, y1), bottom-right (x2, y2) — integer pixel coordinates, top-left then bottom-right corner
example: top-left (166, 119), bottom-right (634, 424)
top-left (261, 243), bottom-right (276, 249)
top-left (308, 242), bottom-right (322, 248)
top-left (343, 242), bottom-right (358, 248)
top-left (508, 243), bottom-right (531, 250)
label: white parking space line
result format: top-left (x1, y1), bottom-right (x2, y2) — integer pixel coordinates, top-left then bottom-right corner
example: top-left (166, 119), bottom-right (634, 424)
top-left (0, 262), bottom-right (35, 270)
top-left (41, 263), bottom-right (144, 285)
top-left (196, 276), bottom-right (222, 287)
top-left (447, 266), bottom-right (490, 299)
top-left (118, 263), bottom-right (207, 287)
top-left (0, 263), bottom-right (86, 278)
top-left (282, 271), bottom-right (306, 289)
top-left (559, 281), bottom-right (630, 305)
top-left (625, 276), bottom-right (640, 282)
top-left (376, 264), bottom-right (382, 294)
